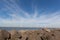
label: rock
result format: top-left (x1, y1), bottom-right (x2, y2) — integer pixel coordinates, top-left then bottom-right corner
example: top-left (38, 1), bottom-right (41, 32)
top-left (18, 30), bottom-right (30, 40)
top-left (40, 29), bottom-right (58, 40)
top-left (0, 29), bottom-right (60, 40)
top-left (9, 30), bottom-right (21, 40)
top-left (51, 30), bottom-right (60, 40)
top-left (18, 30), bottom-right (42, 40)
top-left (42, 28), bottom-right (51, 32)
top-left (28, 30), bottom-right (41, 40)
top-left (0, 30), bottom-right (11, 40)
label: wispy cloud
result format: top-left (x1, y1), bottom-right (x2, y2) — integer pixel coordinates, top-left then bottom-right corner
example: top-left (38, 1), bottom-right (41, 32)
top-left (0, 11), bottom-right (60, 27)
top-left (0, 0), bottom-right (60, 28)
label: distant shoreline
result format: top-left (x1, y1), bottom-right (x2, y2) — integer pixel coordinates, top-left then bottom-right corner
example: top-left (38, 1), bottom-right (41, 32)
top-left (0, 27), bottom-right (60, 30)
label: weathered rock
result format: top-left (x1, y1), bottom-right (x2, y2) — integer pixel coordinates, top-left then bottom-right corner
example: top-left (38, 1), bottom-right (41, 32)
top-left (0, 30), bottom-right (11, 40)
top-left (18, 30), bottom-right (42, 40)
top-left (18, 30), bottom-right (30, 40)
top-left (40, 29), bottom-right (60, 40)
top-left (9, 30), bottom-right (21, 40)
top-left (51, 30), bottom-right (60, 40)
top-left (0, 29), bottom-right (60, 40)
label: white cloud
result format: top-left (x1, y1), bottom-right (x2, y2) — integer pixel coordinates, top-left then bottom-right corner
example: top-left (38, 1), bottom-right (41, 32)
top-left (0, 11), bottom-right (60, 28)
top-left (0, 0), bottom-right (60, 28)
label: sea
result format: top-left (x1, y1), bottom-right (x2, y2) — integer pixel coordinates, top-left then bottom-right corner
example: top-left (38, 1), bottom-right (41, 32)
top-left (0, 27), bottom-right (57, 30)
top-left (0, 27), bottom-right (42, 30)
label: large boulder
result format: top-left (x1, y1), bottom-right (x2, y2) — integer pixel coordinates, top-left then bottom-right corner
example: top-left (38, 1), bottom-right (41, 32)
top-left (18, 30), bottom-right (41, 40)
top-left (9, 30), bottom-right (21, 40)
top-left (39, 28), bottom-right (59, 40)
top-left (0, 30), bottom-right (11, 40)
top-left (51, 30), bottom-right (60, 40)
top-left (27, 30), bottom-right (41, 40)
top-left (18, 30), bottom-right (29, 40)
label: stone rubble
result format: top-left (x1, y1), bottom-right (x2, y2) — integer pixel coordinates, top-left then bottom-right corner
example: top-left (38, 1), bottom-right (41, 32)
top-left (0, 29), bottom-right (60, 40)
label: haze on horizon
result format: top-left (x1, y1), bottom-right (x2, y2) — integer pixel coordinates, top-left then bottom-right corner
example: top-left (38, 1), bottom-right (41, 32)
top-left (0, 0), bottom-right (60, 28)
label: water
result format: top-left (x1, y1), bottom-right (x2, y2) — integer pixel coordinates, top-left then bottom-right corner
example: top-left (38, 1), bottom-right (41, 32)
top-left (0, 27), bottom-right (42, 30)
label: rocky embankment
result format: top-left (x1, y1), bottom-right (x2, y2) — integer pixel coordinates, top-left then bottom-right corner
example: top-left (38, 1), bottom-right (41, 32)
top-left (0, 28), bottom-right (60, 40)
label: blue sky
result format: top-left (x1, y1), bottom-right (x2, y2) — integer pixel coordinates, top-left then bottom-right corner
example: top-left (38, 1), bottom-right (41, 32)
top-left (0, 0), bottom-right (60, 27)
